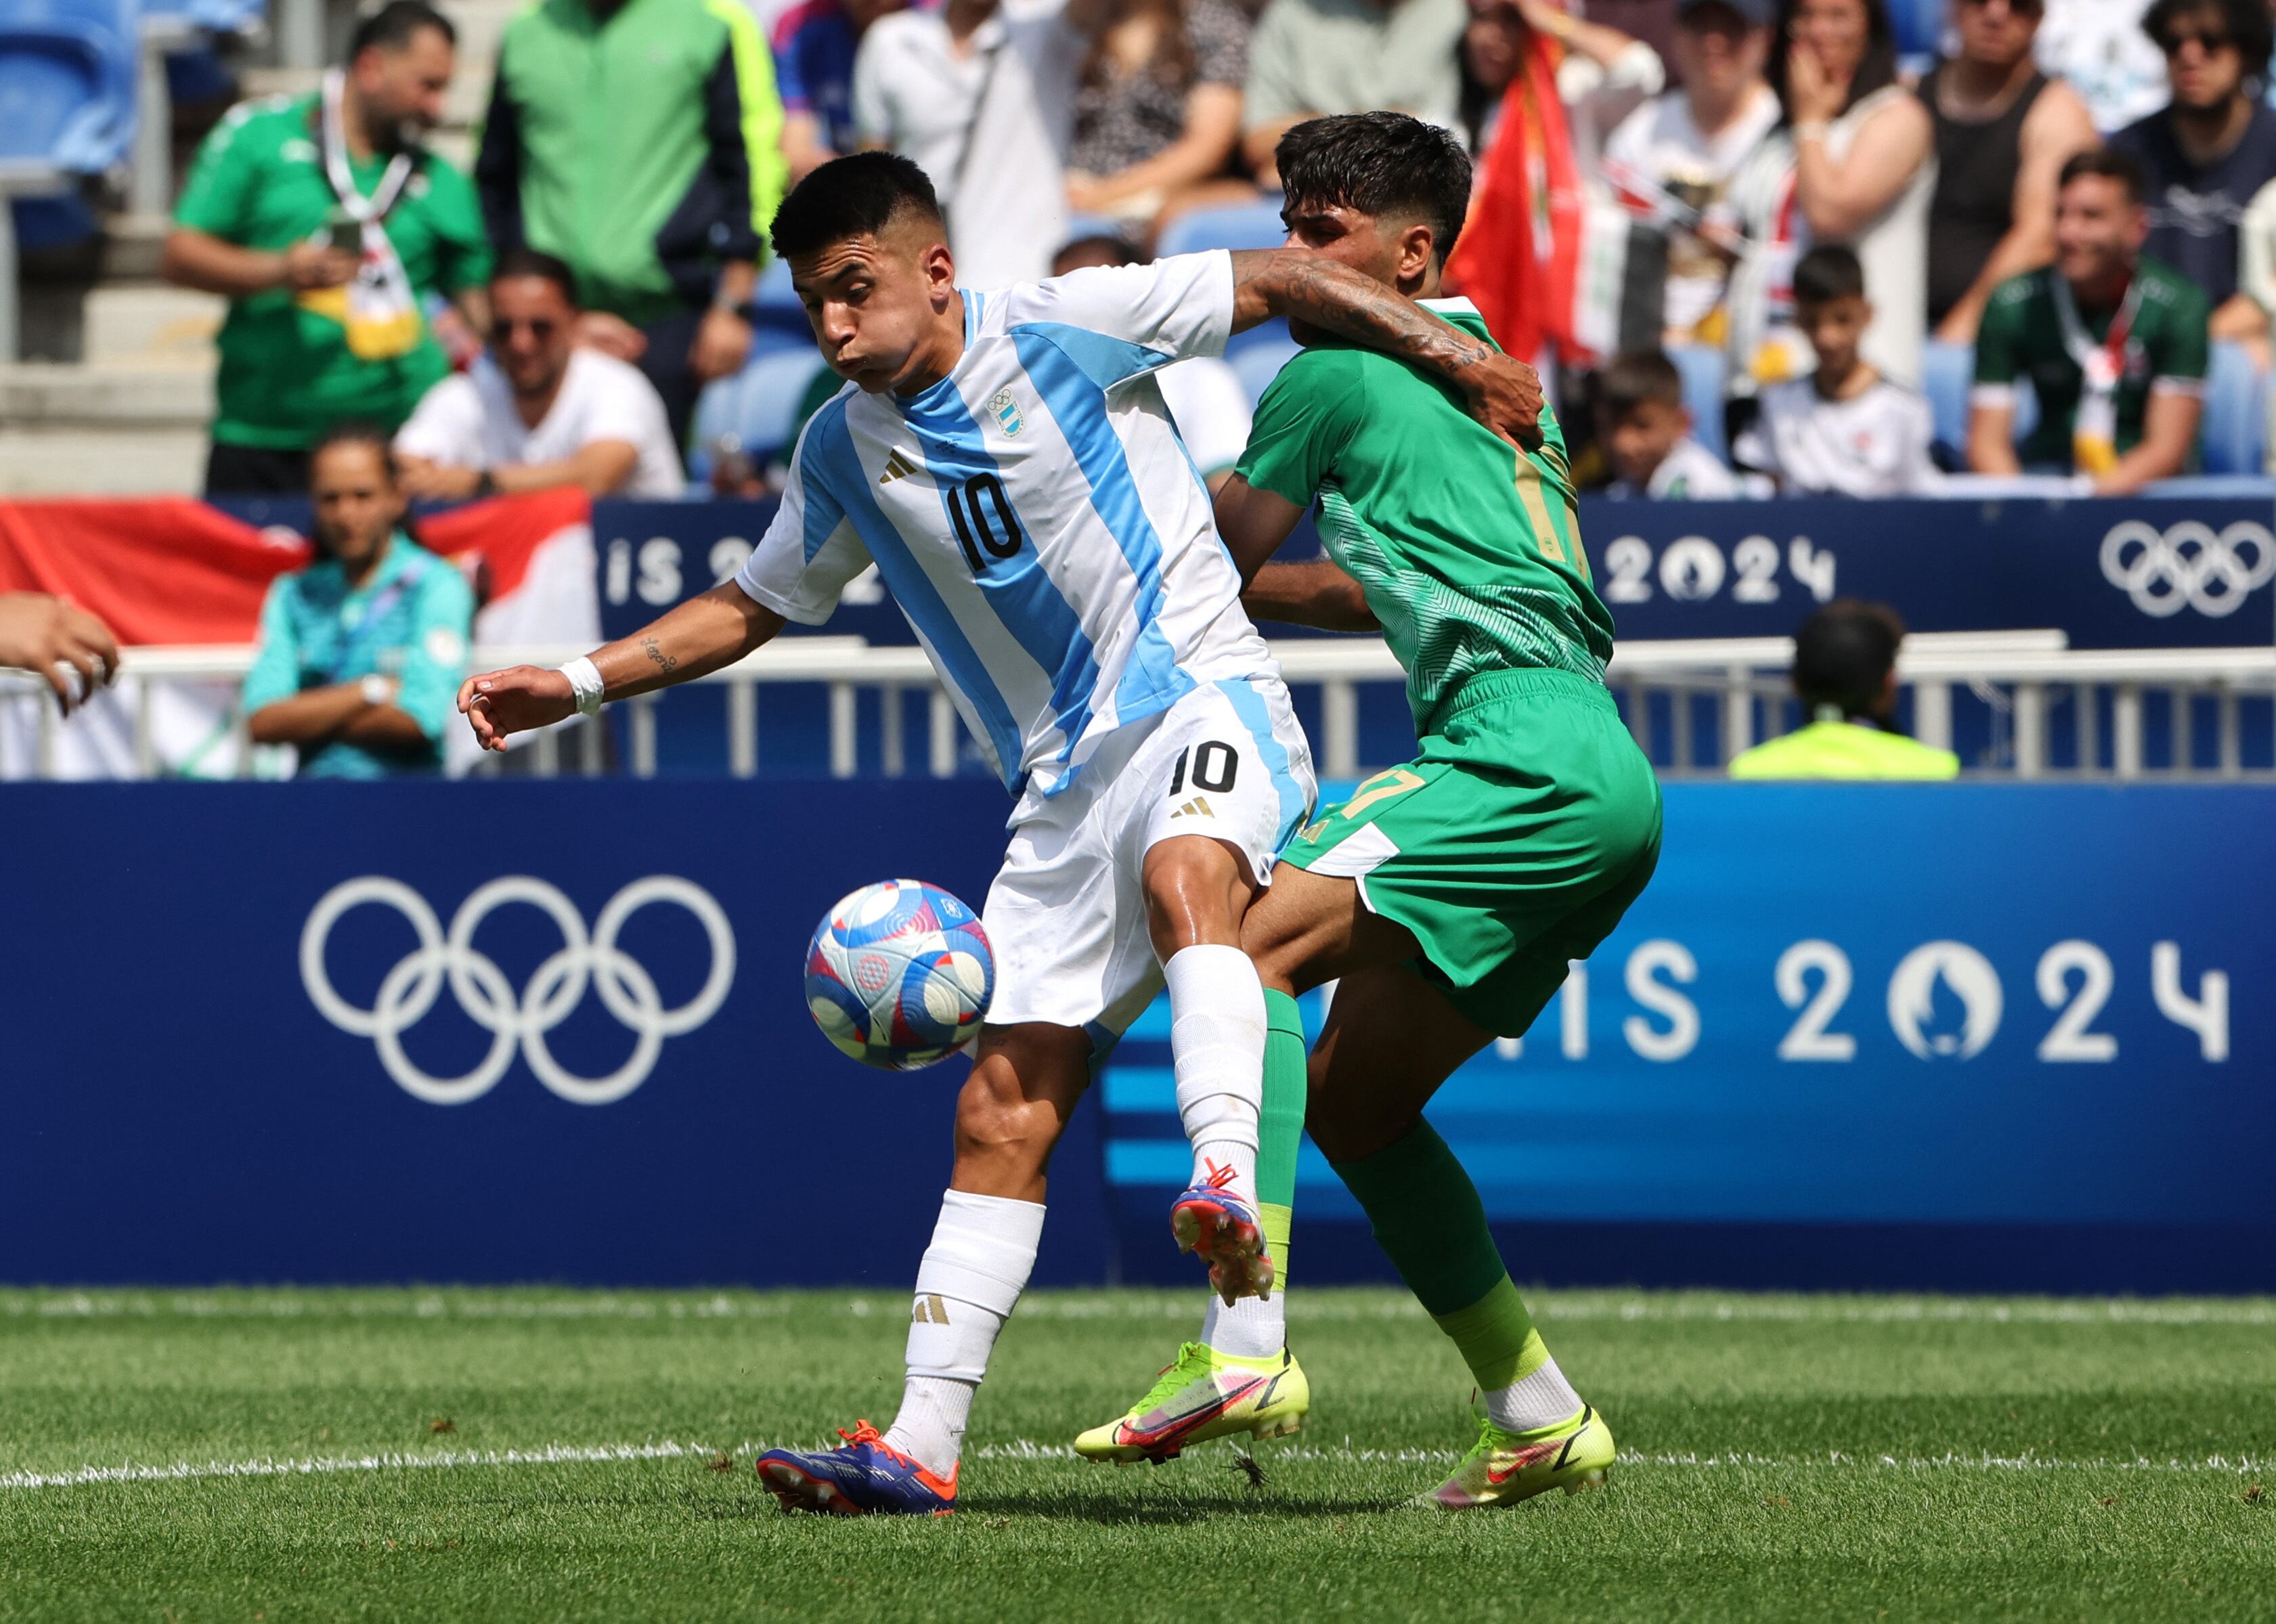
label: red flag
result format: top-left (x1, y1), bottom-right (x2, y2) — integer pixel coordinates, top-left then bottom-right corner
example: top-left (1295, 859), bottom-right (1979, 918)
top-left (1445, 34), bottom-right (1584, 364)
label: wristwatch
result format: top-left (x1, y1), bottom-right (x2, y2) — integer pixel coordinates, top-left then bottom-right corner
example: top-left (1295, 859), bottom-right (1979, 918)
top-left (359, 673), bottom-right (395, 707)
top-left (472, 469), bottom-right (498, 500)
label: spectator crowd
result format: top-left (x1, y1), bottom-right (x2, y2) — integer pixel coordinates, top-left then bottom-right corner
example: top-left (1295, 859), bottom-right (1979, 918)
top-left (160, 0), bottom-right (2276, 506)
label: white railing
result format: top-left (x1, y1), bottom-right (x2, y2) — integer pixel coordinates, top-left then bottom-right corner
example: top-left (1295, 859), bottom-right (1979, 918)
top-left (4, 632), bottom-right (2273, 780)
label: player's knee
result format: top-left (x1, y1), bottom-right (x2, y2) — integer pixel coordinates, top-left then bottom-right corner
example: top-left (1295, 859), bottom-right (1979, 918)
top-left (1141, 837), bottom-right (1249, 952)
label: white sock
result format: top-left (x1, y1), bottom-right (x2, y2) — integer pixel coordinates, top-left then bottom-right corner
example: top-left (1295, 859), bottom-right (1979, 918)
top-left (883, 1189), bottom-right (1045, 1476)
top-left (1481, 1355), bottom-right (1585, 1434)
top-left (1164, 944), bottom-right (1267, 1206)
top-left (1201, 1290), bottom-right (1285, 1359)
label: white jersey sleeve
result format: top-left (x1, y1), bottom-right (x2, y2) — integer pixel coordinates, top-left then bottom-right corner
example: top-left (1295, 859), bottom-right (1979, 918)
top-left (734, 403), bottom-right (875, 625)
top-left (393, 375), bottom-right (484, 468)
top-left (993, 250), bottom-right (1237, 377)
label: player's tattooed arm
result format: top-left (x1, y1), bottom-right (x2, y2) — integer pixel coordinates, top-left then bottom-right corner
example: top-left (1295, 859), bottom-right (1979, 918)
top-left (456, 581), bottom-right (784, 751)
top-left (1225, 249), bottom-right (1546, 450)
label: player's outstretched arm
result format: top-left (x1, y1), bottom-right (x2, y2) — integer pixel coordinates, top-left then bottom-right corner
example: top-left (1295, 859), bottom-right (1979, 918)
top-left (1215, 477), bottom-right (1378, 633)
top-left (457, 580), bottom-right (785, 752)
top-left (1225, 250), bottom-right (1545, 450)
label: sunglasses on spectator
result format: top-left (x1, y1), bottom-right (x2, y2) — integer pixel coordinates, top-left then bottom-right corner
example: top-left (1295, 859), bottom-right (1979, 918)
top-left (1960, 0), bottom-right (2041, 14)
top-left (496, 317), bottom-right (559, 338)
top-left (2160, 26), bottom-right (2235, 54)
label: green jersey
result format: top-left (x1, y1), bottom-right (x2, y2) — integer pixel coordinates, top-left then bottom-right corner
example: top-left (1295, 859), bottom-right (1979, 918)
top-left (175, 94), bottom-right (492, 449)
top-left (1973, 257), bottom-right (2208, 470)
top-left (1234, 297), bottom-right (1615, 737)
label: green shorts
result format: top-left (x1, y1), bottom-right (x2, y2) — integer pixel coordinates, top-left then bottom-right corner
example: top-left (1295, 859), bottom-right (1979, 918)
top-left (1279, 669), bottom-right (1663, 1037)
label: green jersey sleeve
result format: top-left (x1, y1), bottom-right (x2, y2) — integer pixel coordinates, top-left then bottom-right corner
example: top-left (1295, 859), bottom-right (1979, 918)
top-left (1234, 351), bottom-right (1365, 508)
top-left (1974, 275), bottom-right (2031, 387)
top-left (173, 106), bottom-right (266, 238)
top-left (2148, 280), bottom-right (2211, 385)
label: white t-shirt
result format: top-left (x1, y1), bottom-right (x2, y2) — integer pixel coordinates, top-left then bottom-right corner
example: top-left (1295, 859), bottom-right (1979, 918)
top-left (395, 350), bottom-right (686, 499)
top-left (1608, 436), bottom-right (1739, 498)
top-left (1602, 84), bottom-right (1782, 340)
top-left (1734, 376), bottom-right (1940, 497)
top-left (853, 7), bottom-right (1080, 290)
top-left (2037, 0), bottom-right (2164, 135)
top-left (1156, 357), bottom-right (1253, 479)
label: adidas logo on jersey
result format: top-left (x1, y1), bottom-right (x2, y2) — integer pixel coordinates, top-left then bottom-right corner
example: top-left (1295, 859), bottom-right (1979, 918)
top-left (911, 1294), bottom-right (952, 1324)
top-left (1169, 796), bottom-right (1215, 820)
top-left (879, 450), bottom-right (921, 485)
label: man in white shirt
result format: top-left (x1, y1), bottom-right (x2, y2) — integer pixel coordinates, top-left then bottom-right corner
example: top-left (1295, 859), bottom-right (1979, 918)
top-left (1601, 0), bottom-right (1782, 347)
top-left (852, 0), bottom-right (1080, 288)
top-left (396, 248), bottom-right (687, 500)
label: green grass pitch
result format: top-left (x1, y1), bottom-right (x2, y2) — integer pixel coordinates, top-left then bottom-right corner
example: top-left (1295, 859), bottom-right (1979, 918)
top-left (3, 1286), bottom-right (2272, 1622)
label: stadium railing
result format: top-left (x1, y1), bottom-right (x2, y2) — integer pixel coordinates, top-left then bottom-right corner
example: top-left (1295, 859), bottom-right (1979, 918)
top-left (8, 631), bottom-right (2275, 782)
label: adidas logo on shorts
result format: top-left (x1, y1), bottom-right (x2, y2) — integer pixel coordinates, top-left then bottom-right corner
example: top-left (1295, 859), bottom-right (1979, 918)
top-left (1169, 797), bottom-right (1215, 820)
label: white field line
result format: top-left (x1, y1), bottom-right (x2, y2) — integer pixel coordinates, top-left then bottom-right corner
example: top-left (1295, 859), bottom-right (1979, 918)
top-left (3, 1439), bottom-right (2263, 1495)
top-left (5, 1292), bottom-right (2275, 1327)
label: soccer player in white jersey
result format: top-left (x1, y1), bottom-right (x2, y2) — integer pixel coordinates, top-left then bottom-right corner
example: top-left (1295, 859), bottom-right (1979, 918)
top-left (457, 152), bottom-right (1544, 1516)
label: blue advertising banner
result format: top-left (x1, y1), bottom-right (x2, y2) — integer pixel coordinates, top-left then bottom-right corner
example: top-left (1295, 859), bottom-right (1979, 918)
top-left (2, 782), bottom-right (2268, 1291)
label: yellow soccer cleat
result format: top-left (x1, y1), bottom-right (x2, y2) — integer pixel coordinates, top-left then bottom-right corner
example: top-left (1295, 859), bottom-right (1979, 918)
top-left (1418, 1403), bottom-right (1615, 1510)
top-left (1074, 1342), bottom-right (1309, 1464)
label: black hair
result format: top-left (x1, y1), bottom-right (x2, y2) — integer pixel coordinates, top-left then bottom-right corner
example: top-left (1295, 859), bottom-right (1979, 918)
top-left (1768, 0), bottom-right (1900, 123)
top-left (770, 152), bottom-right (944, 263)
top-left (2059, 144), bottom-right (2149, 206)
top-left (1274, 112), bottom-right (1474, 266)
top-left (1053, 234), bottom-right (1139, 272)
top-left (349, 0), bottom-right (455, 60)
top-left (1596, 349), bottom-right (1686, 418)
top-left (1793, 243), bottom-right (1866, 305)
top-left (2143, 0), bottom-right (2273, 79)
top-left (491, 245), bottom-right (579, 304)
top-left (307, 422), bottom-right (410, 554)
top-left (1793, 599), bottom-right (1905, 721)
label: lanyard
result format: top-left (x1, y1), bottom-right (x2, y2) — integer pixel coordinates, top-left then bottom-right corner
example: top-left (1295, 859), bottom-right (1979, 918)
top-left (318, 68), bottom-right (414, 224)
top-left (2052, 271), bottom-right (2144, 392)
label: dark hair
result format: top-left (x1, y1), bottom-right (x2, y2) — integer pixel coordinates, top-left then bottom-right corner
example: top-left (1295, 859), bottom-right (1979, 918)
top-left (1793, 243), bottom-right (1866, 305)
top-left (349, 0), bottom-right (455, 60)
top-left (1275, 112), bottom-right (1474, 266)
top-left (1596, 349), bottom-right (1686, 418)
top-left (310, 420), bottom-right (397, 483)
top-left (2058, 145), bottom-right (2149, 206)
top-left (490, 245), bottom-right (579, 305)
top-left (2143, 0), bottom-right (2273, 78)
top-left (1793, 599), bottom-right (1905, 720)
top-left (770, 152), bottom-right (944, 263)
top-left (1768, 0), bottom-right (1900, 123)
top-left (1053, 234), bottom-right (1139, 273)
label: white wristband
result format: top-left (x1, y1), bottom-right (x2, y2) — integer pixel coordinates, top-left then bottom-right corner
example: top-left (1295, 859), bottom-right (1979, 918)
top-left (559, 655), bottom-right (606, 718)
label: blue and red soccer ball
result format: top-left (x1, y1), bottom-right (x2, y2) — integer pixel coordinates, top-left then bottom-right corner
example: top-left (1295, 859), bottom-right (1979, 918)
top-left (804, 880), bottom-right (994, 1069)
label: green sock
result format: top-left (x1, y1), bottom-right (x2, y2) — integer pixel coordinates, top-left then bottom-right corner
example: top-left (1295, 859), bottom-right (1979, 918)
top-left (1332, 1119), bottom-right (1549, 1392)
top-left (1255, 990), bottom-right (1307, 1291)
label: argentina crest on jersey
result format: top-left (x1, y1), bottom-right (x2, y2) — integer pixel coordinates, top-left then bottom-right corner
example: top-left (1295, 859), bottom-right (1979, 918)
top-left (987, 389), bottom-right (1024, 437)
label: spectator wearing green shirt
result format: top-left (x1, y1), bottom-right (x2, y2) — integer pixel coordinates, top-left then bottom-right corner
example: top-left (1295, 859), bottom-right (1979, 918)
top-left (475, 0), bottom-right (789, 453)
top-left (1967, 146), bottom-right (2209, 495)
top-left (242, 424), bottom-right (475, 779)
top-left (1728, 600), bottom-right (1960, 781)
top-left (163, 2), bottom-right (494, 496)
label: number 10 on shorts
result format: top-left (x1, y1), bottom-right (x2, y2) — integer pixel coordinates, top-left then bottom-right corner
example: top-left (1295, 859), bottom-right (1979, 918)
top-left (1168, 741), bottom-right (1240, 797)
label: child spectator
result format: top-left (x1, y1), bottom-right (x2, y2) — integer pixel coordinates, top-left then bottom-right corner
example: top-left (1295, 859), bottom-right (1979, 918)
top-left (1734, 245), bottom-right (1938, 494)
top-left (1597, 347), bottom-right (1741, 496)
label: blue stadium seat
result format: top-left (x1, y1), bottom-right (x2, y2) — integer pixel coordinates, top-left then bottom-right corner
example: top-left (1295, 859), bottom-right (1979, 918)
top-left (2199, 341), bottom-right (2267, 475)
top-left (0, 9), bottom-right (137, 179)
top-left (1889, 0), bottom-right (1943, 58)
top-left (691, 345), bottom-right (834, 473)
top-left (1922, 338), bottom-right (1973, 452)
top-left (1156, 195), bottom-right (1286, 259)
top-left (1667, 345), bottom-right (1728, 460)
top-left (1227, 323), bottom-right (1300, 405)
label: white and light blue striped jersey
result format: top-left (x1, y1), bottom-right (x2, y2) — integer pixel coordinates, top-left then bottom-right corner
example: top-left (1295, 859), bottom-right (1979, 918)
top-left (734, 250), bottom-right (1277, 796)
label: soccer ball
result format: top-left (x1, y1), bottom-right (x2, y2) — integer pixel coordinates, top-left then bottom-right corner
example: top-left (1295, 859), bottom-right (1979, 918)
top-left (804, 879), bottom-right (994, 1069)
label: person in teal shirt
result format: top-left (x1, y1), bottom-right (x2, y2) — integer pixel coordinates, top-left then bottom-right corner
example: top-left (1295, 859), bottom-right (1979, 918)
top-left (1729, 599), bottom-right (1961, 781)
top-left (242, 424), bottom-right (474, 778)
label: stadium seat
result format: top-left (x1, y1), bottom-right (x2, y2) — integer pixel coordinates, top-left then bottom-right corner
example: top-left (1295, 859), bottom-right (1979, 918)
top-left (1922, 338), bottom-right (1973, 454)
top-left (1667, 345), bottom-right (1728, 461)
top-left (2199, 341), bottom-right (2267, 475)
top-left (1889, 0), bottom-right (1942, 57)
top-left (1227, 322), bottom-right (1299, 405)
top-left (691, 345), bottom-right (833, 475)
top-left (0, 2), bottom-right (139, 357)
top-left (1156, 195), bottom-right (1286, 259)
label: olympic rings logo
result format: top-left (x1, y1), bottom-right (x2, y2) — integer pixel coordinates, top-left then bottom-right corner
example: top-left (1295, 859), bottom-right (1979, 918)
top-left (300, 875), bottom-right (736, 1106)
top-left (2099, 521), bottom-right (2276, 619)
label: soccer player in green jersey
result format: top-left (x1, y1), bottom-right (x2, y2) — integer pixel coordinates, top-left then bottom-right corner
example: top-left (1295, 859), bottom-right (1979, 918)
top-left (1074, 112), bottom-right (1662, 1509)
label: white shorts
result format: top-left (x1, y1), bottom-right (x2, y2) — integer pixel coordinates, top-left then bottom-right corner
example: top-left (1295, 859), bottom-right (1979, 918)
top-left (981, 675), bottom-right (1317, 1043)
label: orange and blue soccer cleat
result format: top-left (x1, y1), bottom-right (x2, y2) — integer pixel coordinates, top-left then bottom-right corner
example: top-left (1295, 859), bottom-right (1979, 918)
top-left (755, 1421), bottom-right (958, 1516)
top-left (1170, 1160), bottom-right (1274, 1304)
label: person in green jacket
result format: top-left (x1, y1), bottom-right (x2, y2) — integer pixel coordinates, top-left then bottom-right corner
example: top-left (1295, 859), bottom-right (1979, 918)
top-left (475, 0), bottom-right (789, 452)
top-left (1728, 600), bottom-right (1962, 780)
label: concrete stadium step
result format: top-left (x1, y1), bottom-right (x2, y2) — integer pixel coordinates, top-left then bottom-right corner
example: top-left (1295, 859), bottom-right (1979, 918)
top-left (0, 364), bottom-right (213, 426)
top-left (83, 287), bottom-right (226, 367)
top-left (0, 426), bottom-right (206, 496)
